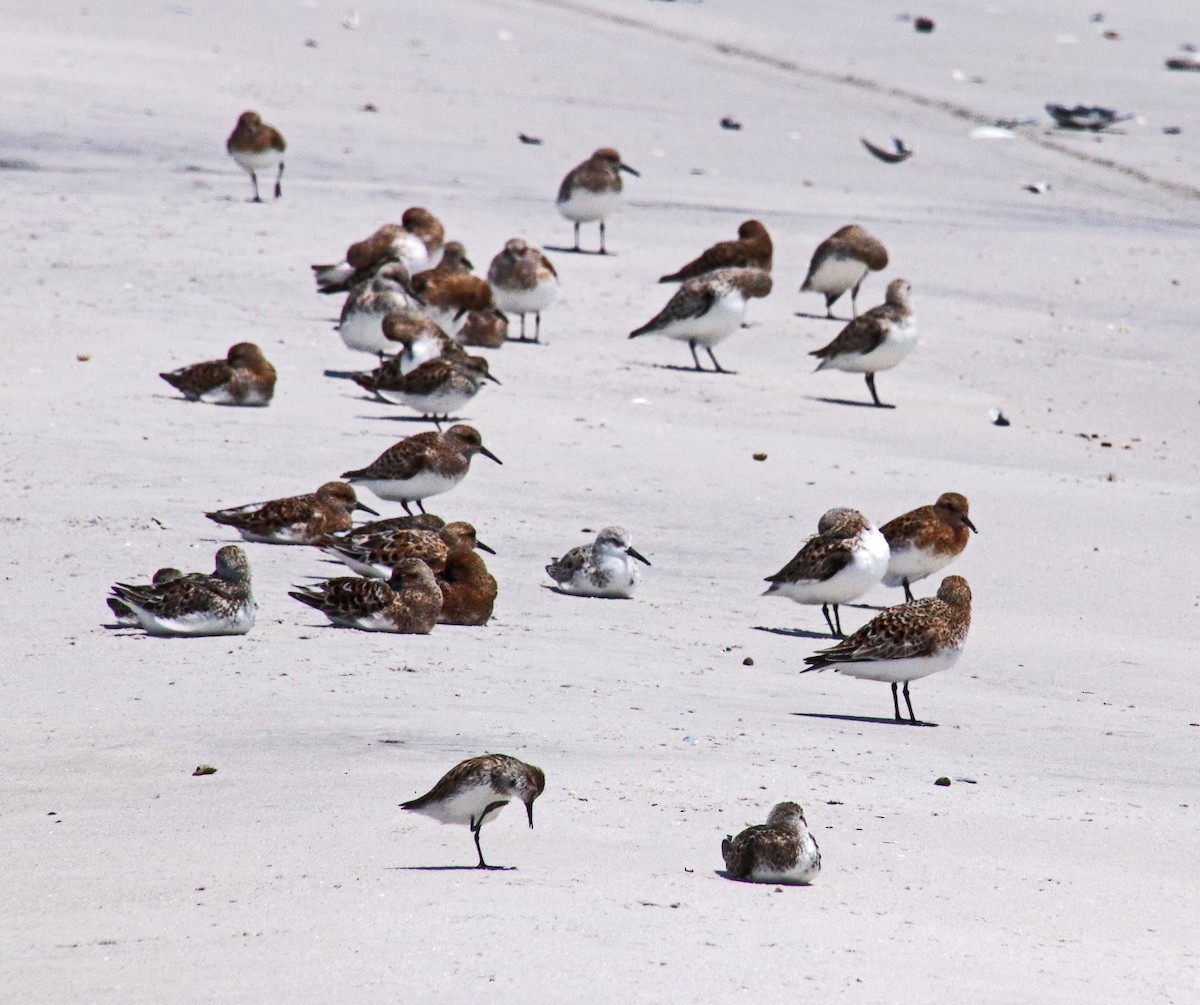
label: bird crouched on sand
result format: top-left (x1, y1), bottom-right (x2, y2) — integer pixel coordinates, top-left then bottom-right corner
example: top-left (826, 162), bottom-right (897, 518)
top-left (555, 147), bottom-right (639, 254)
top-left (205, 481), bottom-right (377, 545)
top-left (226, 110), bottom-right (285, 203)
top-left (401, 753), bottom-right (545, 869)
top-left (810, 278), bottom-right (916, 407)
top-left (336, 263), bottom-right (419, 357)
top-left (546, 526), bottom-right (651, 598)
top-left (659, 220), bottom-right (773, 283)
top-left (762, 507), bottom-right (889, 637)
top-left (289, 557), bottom-right (443, 633)
top-left (803, 575), bottom-right (972, 723)
top-left (437, 534), bottom-right (498, 626)
top-left (107, 546), bottom-right (255, 637)
top-left (799, 224), bottom-right (888, 319)
top-left (411, 272), bottom-right (506, 338)
top-left (340, 424), bottom-right (501, 514)
top-left (629, 267), bottom-right (772, 373)
top-left (312, 208), bottom-right (446, 294)
top-left (160, 342), bottom-right (277, 406)
top-left (722, 802), bottom-right (821, 884)
top-left (880, 493), bottom-right (977, 601)
top-left (322, 520), bottom-right (494, 580)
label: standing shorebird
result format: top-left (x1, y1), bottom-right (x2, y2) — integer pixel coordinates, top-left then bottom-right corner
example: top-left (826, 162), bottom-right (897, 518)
top-left (353, 355), bottom-right (499, 426)
top-left (803, 575), bottom-right (972, 723)
top-left (205, 481), bottom-right (377, 545)
top-left (159, 342), bottom-right (277, 406)
top-left (312, 208), bottom-right (446, 294)
top-left (810, 278), bottom-right (917, 407)
top-left (629, 267), bottom-right (772, 373)
top-left (487, 239), bottom-right (559, 343)
top-left (546, 526), bottom-right (651, 598)
top-left (762, 507), bottom-right (890, 637)
top-left (401, 754), bottom-right (546, 869)
top-left (799, 224), bottom-right (888, 319)
top-left (341, 424), bottom-right (501, 514)
top-left (721, 802), bottom-right (821, 885)
top-left (659, 220), bottom-right (773, 283)
top-left (226, 111), bottom-right (286, 203)
top-left (107, 546), bottom-right (256, 637)
top-left (880, 493), bottom-right (977, 601)
top-left (555, 147), bottom-right (639, 254)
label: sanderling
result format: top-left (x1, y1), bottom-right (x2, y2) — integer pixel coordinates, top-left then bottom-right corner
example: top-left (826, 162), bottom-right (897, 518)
top-left (341, 424), bottom-right (501, 514)
top-left (226, 111), bottom-right (285, 203)
top-left (762, 507), bottom-right (889, 636)
top-left (400, 753), bottom-right (545, 869)
top-left (803, 575), bottom-right (972, 723)
top-left (107, 545), bottom-right (255, 637)
top-left (312, 208), bottom-right (445, 294)
top-left (799, 224), bottom-right (888, 318)
top-left (318, 512), bottom-right (447, 551)
top-left (722, 802), bottom-right (821, 885)
top-left (555, 147), bottom-right (639, 254)
top-left (629, 267), bottom-right (772, 373)
top-left (159, 342), bottom-right (276, 406)
top-left (289, 557), bottom-right (443, 634)
top-left (354, 355), bottom-right (499, 425)
top-left (414, 240), bottom-right (473, 279)
top-left (458, 309), bottom-right (509, 348)
top-left (323, 520), bottom-right (493, 580)
top-left (377, 310), bottom-right (458, 372)
top-left (411, 272), bottom-right (505, 338)
top-left (337, 263), bottom-right (418, 357)
top-left (487, 239), bottom-right (559, 343)
top-left (810, 278), bottom-right (916, 407)
top-left (437, 541), bottom-right (498, 626)
top-left (107, 567), bottom-right (183, 625)
top-left (205, 481), bottom-right (377, 545)
top-left (659, 219), bottom-right (773, 283)
top-left (546, 526), bottom-right (650, 598)
top-left (881, 493), bottom-right (977, 601)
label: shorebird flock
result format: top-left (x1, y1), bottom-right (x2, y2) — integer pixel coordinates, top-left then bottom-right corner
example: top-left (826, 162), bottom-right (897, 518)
top-left (107, 111), bottom-right (979, 877)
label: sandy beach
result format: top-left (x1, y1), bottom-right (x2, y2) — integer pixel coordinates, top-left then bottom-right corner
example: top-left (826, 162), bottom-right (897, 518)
top-left (2, 1), bottom-right (1198, 1000)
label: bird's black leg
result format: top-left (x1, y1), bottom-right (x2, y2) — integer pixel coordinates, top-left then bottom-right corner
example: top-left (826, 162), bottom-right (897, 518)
top-left (274, 162), bottom-right (285, 199)
top-left (831, 604), bottom-right (844, 637)
top-left (865, 373), bottom-right (884, 407)
top-left (572, 222), bottom-right (581, 252)
top-left (533, 313), bottom-right (541, 343)
top-left (401, 500), bottom-right (414, 516)
top-left (820, 604), bottom-right (837, 636)
top-left (825, 294), bottom-right (835, 319)
top-left (249, 172), bottom-right (262, 203)
top-left (705, 346), bottom-right (729, 373)
top-left (688, 339), bottom-right (703, 371)
top-left (470, 818), bottom-right (489, 869)
top-left (415, 499), bottom-right (427, 514)
top-left (518, 314), bottom-right (527, 340)
top-left (902, 579), bottom-right (914, 602)
top-left (902, 681), bottom-right (916, 723)
top-left (851, 281), bottom-right (862, 318)
top-left (891, 682), bottom-right (902, 722)
top-left (598, 220), bottom-right (608, 255)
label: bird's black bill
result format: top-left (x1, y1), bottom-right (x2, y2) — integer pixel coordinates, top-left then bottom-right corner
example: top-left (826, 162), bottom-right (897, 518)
top-left (480, 446), bottom-right (503, 465)
top-left (619, 163), bottom-right (640, 177)
top-left (964, 517), bottom-right (978, 533)
top-left (476, 540), bottom-right (497, 555)
top-left (484, 372), bottom-right (502, 385)
top-left (355, 502), bottom-right (380, 516)
top-left (526, 802), bottom-right (535, 828)
top-left (627, 547), bottom-right (651, 566)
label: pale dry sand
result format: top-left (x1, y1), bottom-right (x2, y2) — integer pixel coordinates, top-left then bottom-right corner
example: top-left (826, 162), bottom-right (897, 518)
top-left (2, 1), bottom-right (1198, 1001)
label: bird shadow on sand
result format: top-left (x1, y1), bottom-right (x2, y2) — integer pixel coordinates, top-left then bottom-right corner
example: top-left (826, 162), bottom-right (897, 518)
top-left (793, 310), bottom-right (849, 322)
top-left (792, 711), bottom-right (938, 728)
top-left (323, 369), bottom-right (362, 380)
top-left (842, 602), bottom-right (889, 612)
top-left (752, 625), bottom-right (836, 640)
top-left (712, 870), bottom-right (813, 885)
top-left (542, 585), bottom-right (632, 599)
top-left (386, 865), bottom-right (517, 872)
top-left (542, 245), bottom-right (613, 256)
top-left (805, 395), bottom-right (895, 410)
top-left (629, 360), bottom-right (736, 376)
top-left (357, 413), bottom-right (460, 425)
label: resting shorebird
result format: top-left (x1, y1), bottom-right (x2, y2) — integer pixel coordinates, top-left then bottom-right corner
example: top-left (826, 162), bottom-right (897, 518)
top-left (107, 567), bottom-right (183, 626)
top-left (337, 263), bottom-right (418, 357)
top-left (226, 111), bottom-right (285, 203)
top-left (487, 239), bottom-right (558, 342)
top-left (555, 147), bottom-right (639, 254)
top-left (312, 208), bottom-right (445, 294)
top-left (799, 224), bottom-right (888, 319)
top-left (322, 520), bottom-right (494, 580)
top-left (880, 493), bottom-right (977, 601)
top-left (107, 546), bottom-right (255, 637)
top-left (546, 526), bottom-right (651, 599)
top-left (437, 543), bottom-right (498, 626)
top-left (803, 575), bottom-right (972, 723)
top-left (341, 424), bottom-right (501, 514)
top-left (629, 267), bottom-right (772, 373)
top-left (659, 220), bottom-right (773, 283)
top-left (809, 278), bottom-right (916, 407)
top-left (400, 753), bottom-right (545, 869)
top-left (159, 342), bottom-right (276, 406)
top-left (411, 273), bottom-right (504, 338)
top-left (205, 481), bottom-right (377, 545)
top-left (289, 557), bottom-right (443, 634)
top-left (762, 507), bottom-right (889, 637)
top-left (722, 802), bottom-right (821, 885)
